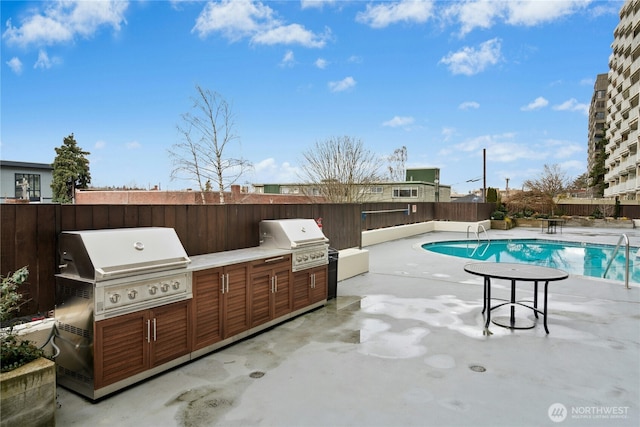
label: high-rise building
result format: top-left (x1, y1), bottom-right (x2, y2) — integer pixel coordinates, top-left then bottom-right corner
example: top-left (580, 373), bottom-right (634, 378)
top-left (587, 73), bottom-right (608, 197)
top-left (604, 0), bottom-right (639, 200)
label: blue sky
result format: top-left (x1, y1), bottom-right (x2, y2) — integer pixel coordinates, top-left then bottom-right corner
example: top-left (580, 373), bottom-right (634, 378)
top-left (1, 0), bottom-right (623, 194)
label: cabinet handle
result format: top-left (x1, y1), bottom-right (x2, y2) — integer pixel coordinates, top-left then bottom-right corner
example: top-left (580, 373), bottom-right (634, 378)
top-left (226, 273), bottom-right (230, 293)
top-left (311, 273), bottom-right (315, 289)
top-left (153, 318), bottom-right (157, 342)
top-left (265, 256), bottom-right (284, 263)
top-left (270, 276), bottom-right (274, 293)
top-left (221, 273), bottom-right (225, 294)
top-left (275, 275), bottom-right (278, 292)
top-left (146, 320), bottom-right (151, 343)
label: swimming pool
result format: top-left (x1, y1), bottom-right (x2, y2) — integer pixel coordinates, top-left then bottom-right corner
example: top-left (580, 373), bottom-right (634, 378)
top-left (422, 238), bottom-right (639, 283)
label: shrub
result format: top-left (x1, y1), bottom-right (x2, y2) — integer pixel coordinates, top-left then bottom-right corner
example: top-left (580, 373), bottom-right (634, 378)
top-left (1, 267), bottom-right (45, 372)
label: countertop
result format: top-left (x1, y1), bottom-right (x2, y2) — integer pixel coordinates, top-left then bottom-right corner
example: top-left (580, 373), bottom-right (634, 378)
top-left (187, 247), bottom-right (292, 271)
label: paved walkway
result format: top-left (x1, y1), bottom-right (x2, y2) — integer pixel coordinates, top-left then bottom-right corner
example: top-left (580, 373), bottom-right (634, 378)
top-left (55, 227), bottom-right (640, 426)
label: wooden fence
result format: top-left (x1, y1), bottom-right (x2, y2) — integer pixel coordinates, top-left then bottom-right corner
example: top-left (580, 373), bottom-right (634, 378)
top-left (1, 202), bottom-right (493, 316)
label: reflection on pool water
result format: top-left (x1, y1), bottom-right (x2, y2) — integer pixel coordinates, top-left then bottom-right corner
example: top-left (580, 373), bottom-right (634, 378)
top-left (422, 239), bottom-right (639, 283)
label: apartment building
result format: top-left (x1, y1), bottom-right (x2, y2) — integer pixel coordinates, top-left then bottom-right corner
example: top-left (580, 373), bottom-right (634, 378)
top-left (587, 73), bottom-right (608, 197)
top-left (605, 0), bottom-right (640, 200)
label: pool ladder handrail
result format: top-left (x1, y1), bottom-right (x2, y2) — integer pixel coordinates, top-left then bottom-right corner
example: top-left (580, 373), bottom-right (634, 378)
top-left (603, 233), bottom-right (630, 289)
top-left (466, 224), bottom-right (491, 257)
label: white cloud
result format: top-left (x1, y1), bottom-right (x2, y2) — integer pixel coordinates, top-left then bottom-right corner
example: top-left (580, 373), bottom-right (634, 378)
top-left (382, 116), bottom-right (415, 127)
top-left (301, 0), bottom-right (338, 10)
top-left (444, 0), bottom-right (593, 36)
top-left (328, 76), bottom-right (356, 92)
top-left (505, 0), bottom-right (591, 26)
top-left (315, 58), bottom-right (328, 69)
top-left (251, 23), bottom-right (329, 48)
top-left (441, 127), bottom-right (456, 141)
top-left (126, 140), bottom-right (141, 150)
top-left (193, 0), bottom-right (329, 48)
top-left (280, 50), bottom-right (295, 67)
top-left (95, 140), bottom-right (106, 149)
top-left (439, 38), bottom-right (501, 76)
top-left (545, 139), bottom-right (583, 159)
top-left (356, 0), bottom-right (435, 29)
top-left (348, 55), bottom-right (363, 64)
top-left (459, 101), bottom-right (480, 110)
top-left (34, 49), bottom-right (61, 69)
top-left (6, 57), bottom-right (23, 74)
top-left (251, 158), bottom-right (299, 183)
top-left (454, 133), bottom-right (548, 163)
top-left (3, 0), bottom-right (128, 47)
top-left (521, 96), bottom-right (549, 111)
top-left (553, 98), bottom-right (589, 115)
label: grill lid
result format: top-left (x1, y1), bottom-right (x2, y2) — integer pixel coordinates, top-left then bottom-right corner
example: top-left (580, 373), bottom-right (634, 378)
top-left (259, 219), bottom-right (328, 249)
top-left (58, 227), bottom-right (190, 281)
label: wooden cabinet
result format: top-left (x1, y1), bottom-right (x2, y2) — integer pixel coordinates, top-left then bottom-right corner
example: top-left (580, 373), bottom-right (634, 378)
top-left (94, 300), bottom-right (190, 389)
top-left (293, 266), bottom-right (328, 310)
top-left (249, 255), bottom-right (292, 327)
top-left (191, 263), bottom-right (250, 351)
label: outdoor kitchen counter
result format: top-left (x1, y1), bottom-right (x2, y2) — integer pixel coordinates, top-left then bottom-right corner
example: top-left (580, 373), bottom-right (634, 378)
top-left (187, 247), bottom-right (292, 271)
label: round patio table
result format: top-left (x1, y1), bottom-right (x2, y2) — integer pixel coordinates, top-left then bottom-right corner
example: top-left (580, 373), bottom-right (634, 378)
top-left (464, 262), bottom-right (569, 334)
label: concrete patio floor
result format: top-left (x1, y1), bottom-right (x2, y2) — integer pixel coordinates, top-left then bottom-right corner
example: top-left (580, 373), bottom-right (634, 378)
top-left (55, 226), bottom-right (640, 426)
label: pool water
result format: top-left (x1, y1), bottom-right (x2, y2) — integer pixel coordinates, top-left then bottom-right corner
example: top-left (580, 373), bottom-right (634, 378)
top-left (422, 239), bottom-right (639, 283)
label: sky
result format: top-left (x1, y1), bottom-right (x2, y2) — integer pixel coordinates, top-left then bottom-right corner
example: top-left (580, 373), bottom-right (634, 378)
top-left (0, 0), bottom-right (625, 195)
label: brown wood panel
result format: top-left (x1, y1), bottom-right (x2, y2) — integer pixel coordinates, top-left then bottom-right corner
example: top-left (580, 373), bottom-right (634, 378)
top-left (151, 206), bottom-right (165, 227)
top-left (1, 205), bottom-right (16, 277)
top-left (14, 205), bottom-right (39, 314)
top-left (35, 205), bottom-right (57, 313)
top-left (223, 263), bottom-right (250, 338)
top-left (192, 269), bottom-right (222, 350)
top-left (74, 205), bottom-right (94, 230)
top-left (138, 205), bottom-right (153, 227)
top-left (150, 300), bottom-right (190, 367)
top-left (95, 311), bottom-right (148, 389)
top-left (107, 205), bottom-right (126, 228)
top-left (92, 205), bottom-right (109, 229)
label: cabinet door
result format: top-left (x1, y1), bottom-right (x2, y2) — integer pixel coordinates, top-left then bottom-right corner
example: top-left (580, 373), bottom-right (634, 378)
top-left (223, 263), bottom-right (250, 338)
top-left (292, 270), bottom-right (311, 310)
top-left (249, 267), bottom-right (272, 328)
top-left (150, 300), bottom-right (191, 367)
top-left (272, 264), bottom-right (292, 318)
top-left (192, 269), bottom-right (223, 350)
top-left (95, 310), bottom-right (148, 389)
top-left (309, 266), bottom-right (328, 304)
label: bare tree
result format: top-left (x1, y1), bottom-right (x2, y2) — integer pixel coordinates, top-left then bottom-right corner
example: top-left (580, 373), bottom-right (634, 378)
top-left (523, 164), bottom-right (570, 198)
top-left (299, 136), bottom-right (384, 203)
top-left (168, 85), bottom-right (252, 204)
top-left (387, 146), bottom-right (407, 182)
top-left (522, 164), bottom-right (570, 216)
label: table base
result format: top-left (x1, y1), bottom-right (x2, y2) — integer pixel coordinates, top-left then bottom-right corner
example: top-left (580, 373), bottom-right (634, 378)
top-left (492, 316), bottom-right (535, 329)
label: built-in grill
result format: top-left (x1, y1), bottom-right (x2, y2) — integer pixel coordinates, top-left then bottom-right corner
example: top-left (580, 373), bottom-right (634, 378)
top-left (259, 219), bottom-right (329, 271)
top-left (54, 227), bottom-right (192, 399)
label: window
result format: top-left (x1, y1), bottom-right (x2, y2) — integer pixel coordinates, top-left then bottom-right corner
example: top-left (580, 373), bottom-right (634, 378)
top-left (392, 187), bottom-right (418, 198)
top-left (361, 186), bottom-right (383, 194)
top-left (596, 90), bottom-right (606, 99)
top-left (14, 173), bottom-right (41, 201)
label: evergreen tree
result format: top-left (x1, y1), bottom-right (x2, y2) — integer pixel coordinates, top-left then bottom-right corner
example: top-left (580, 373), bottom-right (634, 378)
top-left (51, 134), bottom-right (91, 203)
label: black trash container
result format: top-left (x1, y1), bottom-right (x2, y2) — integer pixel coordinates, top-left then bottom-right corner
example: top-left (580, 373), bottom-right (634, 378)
top-left (327, 247), bottom-right (339, 300)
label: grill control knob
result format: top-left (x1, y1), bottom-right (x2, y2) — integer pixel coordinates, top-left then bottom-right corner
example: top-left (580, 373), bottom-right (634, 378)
top-left (172, 281), bottom-right (180, 290)
top-left (128, 290), bottom-right (138, 300)
top-left (161, 283), bottom-right (170, 292)
top-left (149, 285), bottom-right (158, 295)
top-left (303, 255), bottom-right (309, 261)
top-left (109, 293), bottom-right (121, 304)
top-left (297, 255), bottom-right (303, 262)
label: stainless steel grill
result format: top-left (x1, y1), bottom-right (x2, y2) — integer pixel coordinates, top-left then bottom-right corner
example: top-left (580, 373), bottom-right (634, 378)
top-left (54, 227), bottom-right (192, 399)
top-left (259, 219), bottom-right (329, 271)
